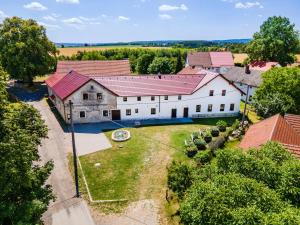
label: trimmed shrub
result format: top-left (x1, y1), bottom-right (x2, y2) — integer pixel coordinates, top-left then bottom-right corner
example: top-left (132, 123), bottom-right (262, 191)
top-left (194, 150), bottom-right (212, 165)
top-left (194, 138), bottom-right (207, 150)
top-left (186, 145), bottom-right (198, 158)
top-left (232, 119), bottom-right (240, 130)
top-left (211, 127), bottom-right (220, 137)
top-left (191, 132), bottom-right (199, 140)
top-left (167, 161), bottom-right (192, 198)
top-left (208, 136), bottom-right (226, 153)
top-left (216, 120), bottom-right (227, 132)
top-left (202, 129), bottom-right (212, 143)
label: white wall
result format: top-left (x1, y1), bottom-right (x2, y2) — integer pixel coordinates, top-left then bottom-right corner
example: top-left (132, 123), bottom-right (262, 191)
top-left (117, 76), bottom-right (241, 120)
top-left (234, 82), bottom-right (257, 102)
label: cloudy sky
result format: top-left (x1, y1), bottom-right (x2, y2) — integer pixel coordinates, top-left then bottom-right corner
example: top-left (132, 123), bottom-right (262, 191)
top-left (0, 0), bottom-right (299, 43)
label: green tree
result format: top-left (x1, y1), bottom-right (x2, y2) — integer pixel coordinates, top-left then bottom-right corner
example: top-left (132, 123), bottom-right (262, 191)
top-left (0, 17), bottom-right (57, 83)
top-left (175, 52), bottom-right (183, 73)
top-left (136, 54), bottom-right (154, 74)
top-left (0, 102), bottom-right (54, 224)
top-left (246, 16), bottom-right (300, 66)
top-left (167, 161), bottom-right (193, 198)
top-left (0, 66), bottom-right (8, 113)
top-left (148, 57), bottom-right (174, 74)
top-left (252, 67), bottom-right (300, 117)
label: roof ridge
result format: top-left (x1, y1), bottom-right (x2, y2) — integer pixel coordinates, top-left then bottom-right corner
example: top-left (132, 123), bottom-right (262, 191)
top-left (269, 114), bottom-right (282, 140)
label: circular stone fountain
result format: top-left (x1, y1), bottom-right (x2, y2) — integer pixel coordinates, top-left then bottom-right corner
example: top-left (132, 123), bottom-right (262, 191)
top-left (111, 130), bottom-right (131, 142)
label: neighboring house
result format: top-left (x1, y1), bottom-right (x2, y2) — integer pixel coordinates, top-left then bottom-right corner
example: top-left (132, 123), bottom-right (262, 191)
top-left (223, 66), bottom-right (263, 102)
top-left (46, 59), bottom-right (131, 97)
top-left (240, 114), bottom-right (300, 158)
top-left (177, 66), bottom-right (203, 75)
top-left (186, 52), bottom-right (234, 74)
top-left (46, 70), bottom-right (244, 124)
top-left (249, 61), bottom-right (280, 71)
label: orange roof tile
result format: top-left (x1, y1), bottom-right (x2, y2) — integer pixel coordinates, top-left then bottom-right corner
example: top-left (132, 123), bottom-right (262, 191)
top-left (240, 114), bottom-right (300, 158)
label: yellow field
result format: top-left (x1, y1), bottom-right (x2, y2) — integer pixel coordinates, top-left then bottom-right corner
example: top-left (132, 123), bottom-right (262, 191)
top-left (233, 53), bottom-right (300, 64)
top-left (57, 45), bottom-right (170, 57)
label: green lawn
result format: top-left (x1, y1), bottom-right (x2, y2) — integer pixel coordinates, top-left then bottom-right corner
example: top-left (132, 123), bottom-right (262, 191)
top-left (78, 117), bottom-right (238, 204)
top-left (240, 101), bottom-right (262, 124)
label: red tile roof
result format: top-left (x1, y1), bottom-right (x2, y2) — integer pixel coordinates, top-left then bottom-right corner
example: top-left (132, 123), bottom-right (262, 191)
top-left (177, 66), bottom-right (203, 75)
top-left (93, 74), bottom-right (206, 97)
top-left (285, 114), bottom-right (300, 135)
top-left (249, 61), bottom-right (279, 71)
top-left (240, 114), bottom-right (300, 158)
top-left (209, 52), bottom-right (234, 67)
top-left (45, 60), bottom-right (130, 87)
top-left (51, 70), bottom-right (91, 100)
top-left (187, 52), bottom-right (234, 67)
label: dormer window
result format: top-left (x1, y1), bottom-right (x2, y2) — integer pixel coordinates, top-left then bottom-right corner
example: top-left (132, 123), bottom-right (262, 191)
top-left (83, 93), bottom-right (89, 100)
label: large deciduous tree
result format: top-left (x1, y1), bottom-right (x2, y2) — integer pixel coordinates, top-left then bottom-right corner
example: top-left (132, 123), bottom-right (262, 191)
top-left (179, 142), bottom-right (300, 224)
top-left (247, 16), bottom-right (300, 66)
top-left (136, 54), bottom-right (154, 74)
top-left (252, 67), bottom-right (300, 117)
top-left (0, 17), bottom-right (57, 83)
top-left (148, 57), bottom-right (174, 74)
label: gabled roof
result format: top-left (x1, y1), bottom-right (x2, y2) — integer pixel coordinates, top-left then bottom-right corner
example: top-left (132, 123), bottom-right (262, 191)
top-left (187, 52), bottom-right (234, 67)
top-left (187, 52), bottom-right (212, 67)
top-left (223, 66), bottom-right (263, 87)
top-left (51, 70), bottom-right (91, 100)
top-left (45, 60), bottom-right (131, 87)
top-left (209, 52), bottom-right (234, 67)
top-left (250, 61), bottom-right (279, 71)
top-left (49, 68), bottom-right (244, 99)
top-left (240, 114), bottom-right (300, 158)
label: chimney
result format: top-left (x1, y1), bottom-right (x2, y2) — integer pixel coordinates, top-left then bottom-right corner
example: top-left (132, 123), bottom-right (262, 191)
top-left (158, 73), bottom-right (161, 79)
top-left (245, 65), bottom-right (251, 74)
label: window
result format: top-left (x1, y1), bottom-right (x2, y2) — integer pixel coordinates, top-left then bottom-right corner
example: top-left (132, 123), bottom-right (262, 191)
top-left (151, 108), bottom-right (156, 115)
top-left (164, 96), bottom-right (168, 100)
top-left (220, 104), bottom-right (225, 112)
top-left (151, 96), bottom-right (155, 101)
top-left (196, 105), bottom-right (201, 112)
top-left (178, 95), bottom-right (182, 100)
top-left (126, 109), bottom-right (131, 116)
top-left (137, 96), bottom-right (141, 101)
top-left (209, 90), bottom-right (214, 96)
top-left (123, 97), bottom-right (127, 102)
top-left (67, 114), bottom-right (70, 120)
top-left (97, 93), bottom-right (103, 100)
top-left (90, 85), bottom-right (94, 90)
top-left (103, 110), bottom-right (109, 117)
top-left (135, 108), bottom-right (139, 114)
top-left (230, 104), bottom-right (235, 111)
top-left (222, 90), bottom-right (226, 96)
top-left (80, 111), bottom-right (86, 118)
top-left (208, 104), bottom-right (213, 112)
top-left (83, 93), bottom-right (88, 100)
top-left (240, 83), bottom-right (243, 86)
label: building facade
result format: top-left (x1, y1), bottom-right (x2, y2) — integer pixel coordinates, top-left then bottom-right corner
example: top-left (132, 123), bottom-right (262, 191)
top-left (47, 70), bottom-right (243, 124)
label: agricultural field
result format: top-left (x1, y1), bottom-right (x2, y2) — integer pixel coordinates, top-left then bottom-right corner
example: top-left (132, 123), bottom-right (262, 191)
top-left (57, 45), bottom-right (170, 57)
top-left (233, 53), bottom-right (300, 64)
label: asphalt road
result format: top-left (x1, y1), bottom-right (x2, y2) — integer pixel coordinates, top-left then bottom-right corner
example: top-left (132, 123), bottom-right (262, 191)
top-left (9, 85), bottom-right (95, 225)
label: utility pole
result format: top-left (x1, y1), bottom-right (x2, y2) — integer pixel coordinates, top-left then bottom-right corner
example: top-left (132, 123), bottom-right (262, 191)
top-left (69, 100), bottom-right (80, 198)
top-left (242, 84), bottom-right (250, 127)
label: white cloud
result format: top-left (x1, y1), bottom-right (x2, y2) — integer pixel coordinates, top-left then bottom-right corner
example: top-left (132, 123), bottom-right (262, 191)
top-left (24, 2), bottom-right (47, 11)
top-left (118, 16), bottom-right (130, 21)
top-left (159, 4), bottom-right (188, 11)
top-left (235, 1), bottom-right (263, 9)
top-left (56, 0), bottom-right (79, 4)
top-left (62, 17), bottom-right (84, 25)
top-left (38, 21), bottom-right (61, 30)
top-left (0, 10), bottom-right (8, 20)
top-left (159, 14), bottom-right (172, 20)
top-left (43, 15), bottom-right (56, 21)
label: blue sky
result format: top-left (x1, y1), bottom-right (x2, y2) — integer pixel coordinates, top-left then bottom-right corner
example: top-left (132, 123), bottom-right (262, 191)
top-left (0, 0), bottom-right (299, 43)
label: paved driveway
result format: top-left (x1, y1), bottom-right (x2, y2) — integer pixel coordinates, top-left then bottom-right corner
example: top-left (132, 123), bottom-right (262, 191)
top-left (73, 124), bottom-right (112, 156)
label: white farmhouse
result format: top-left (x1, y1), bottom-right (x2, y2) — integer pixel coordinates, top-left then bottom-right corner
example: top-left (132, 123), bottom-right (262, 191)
top-left (46, 69), bottom-right (244, 124)
top-left (223, 66), bottom-right (263, 102)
